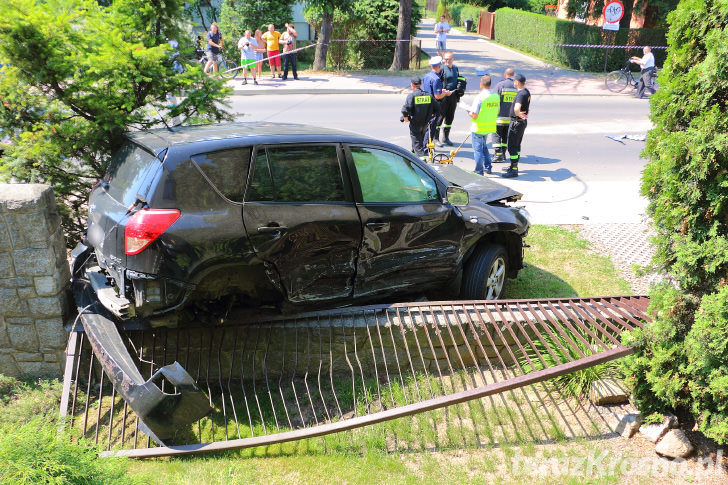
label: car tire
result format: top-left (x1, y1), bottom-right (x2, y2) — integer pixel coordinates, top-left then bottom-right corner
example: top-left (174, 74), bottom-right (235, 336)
top-left (461, 244), bottom-right (508, 300)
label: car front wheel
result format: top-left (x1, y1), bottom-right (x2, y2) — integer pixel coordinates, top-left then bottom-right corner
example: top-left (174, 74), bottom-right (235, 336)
top-left (461, 244), bottom-right (508, 300)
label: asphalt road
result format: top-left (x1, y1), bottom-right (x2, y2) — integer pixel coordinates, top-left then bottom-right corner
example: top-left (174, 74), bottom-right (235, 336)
top-left (229, 93), bottom-right (652, 224)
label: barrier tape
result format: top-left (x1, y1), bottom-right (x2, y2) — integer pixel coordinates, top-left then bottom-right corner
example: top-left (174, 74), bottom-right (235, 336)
top-left (546, 44), bottom-right (666, 49)
top-left (225, 43), bottom-right (318, 74)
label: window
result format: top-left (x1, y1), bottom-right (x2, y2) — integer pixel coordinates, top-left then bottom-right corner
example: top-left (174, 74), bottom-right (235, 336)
top-left (105, 142), bottom-right (159, 207)
top-left (191, 148), bottom-right (251, 203)
top-left (247, 145), bottom-right (345, 202)
top-left (350, 147), bottom-right (439, 203)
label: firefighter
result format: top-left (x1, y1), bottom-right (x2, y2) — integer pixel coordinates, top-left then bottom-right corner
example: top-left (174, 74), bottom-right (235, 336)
top-left (492, 67), bottom-right (517, 163)
top-left (402, 76), bottom-right (436, 160)
top-left (502, 73), bottom-right (531, 178)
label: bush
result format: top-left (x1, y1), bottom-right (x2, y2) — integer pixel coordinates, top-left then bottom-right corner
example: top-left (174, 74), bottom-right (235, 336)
top-left (493, 8), bottom-right (666, 71)
top-left (622, 0), bottom-right (728, 445)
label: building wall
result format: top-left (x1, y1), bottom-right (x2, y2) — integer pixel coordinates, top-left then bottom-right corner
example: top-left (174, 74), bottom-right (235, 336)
top-left (0, 184), bottom-right (71, 377)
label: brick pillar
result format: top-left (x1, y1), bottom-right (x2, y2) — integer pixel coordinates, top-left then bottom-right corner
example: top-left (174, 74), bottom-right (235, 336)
top-left (0, 184), bottom-right (71, 377)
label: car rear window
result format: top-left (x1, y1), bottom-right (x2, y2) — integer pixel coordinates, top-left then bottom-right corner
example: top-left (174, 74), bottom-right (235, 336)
top-left (246, 145), bottom-right (345, 202)
top-left (191, 148), bottom-right (251, 203)
top-left (104, 142), bottom-right (160, 207)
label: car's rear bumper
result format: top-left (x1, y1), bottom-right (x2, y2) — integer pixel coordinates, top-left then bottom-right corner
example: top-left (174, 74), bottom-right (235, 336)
top-left (71, 266), bottom-right (211, 445)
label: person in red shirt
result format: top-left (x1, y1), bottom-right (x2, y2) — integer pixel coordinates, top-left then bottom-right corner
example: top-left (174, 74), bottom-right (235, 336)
top-left (262, 24), bottom-right (282, 79)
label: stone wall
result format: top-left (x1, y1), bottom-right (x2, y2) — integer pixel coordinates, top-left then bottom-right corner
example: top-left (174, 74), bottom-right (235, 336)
top-left (0, 184), bottom-right (71, 377)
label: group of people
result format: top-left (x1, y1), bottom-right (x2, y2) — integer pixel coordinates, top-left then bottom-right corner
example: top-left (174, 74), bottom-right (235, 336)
top-left (203, 22), bottom-right (300, 84)
top-left (402, 53), bottom-right (530, 179)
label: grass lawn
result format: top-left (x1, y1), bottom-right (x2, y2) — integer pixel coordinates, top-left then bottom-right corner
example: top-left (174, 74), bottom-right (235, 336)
top-left (1, 225), bottom-right (661, 485)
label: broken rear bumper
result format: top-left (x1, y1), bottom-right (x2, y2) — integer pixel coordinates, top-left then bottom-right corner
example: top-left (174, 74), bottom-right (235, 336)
top-left (71, 255), bottom-right (211, 445)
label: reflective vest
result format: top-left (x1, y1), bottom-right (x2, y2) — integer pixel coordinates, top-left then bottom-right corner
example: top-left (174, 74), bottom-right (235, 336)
top-left (471, 92), bottom-right (500, 134)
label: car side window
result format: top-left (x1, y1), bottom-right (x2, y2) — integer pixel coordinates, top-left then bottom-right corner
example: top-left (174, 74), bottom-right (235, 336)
top-left (350, 147), bottom-right (439, 203)
top-left (191, 147), bottom-right (251, 203)
top-left (248, 145), bottom-right (345, 202)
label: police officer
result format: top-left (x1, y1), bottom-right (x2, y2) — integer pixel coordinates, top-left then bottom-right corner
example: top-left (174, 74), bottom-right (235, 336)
top-left (502, 73), bottom-right (531, 179)
top-left (435, 51), bottom-right (461, 147)
top-left (422, 56), bottom-right (450, 146)
top-left (492, 67), bottom-right (518, 163)
top-left (402, 76), bottom-right (436, 160)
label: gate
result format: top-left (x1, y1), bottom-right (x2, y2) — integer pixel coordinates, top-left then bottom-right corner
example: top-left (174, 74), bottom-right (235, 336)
top-left (60, 296), bottom-right (650, 458)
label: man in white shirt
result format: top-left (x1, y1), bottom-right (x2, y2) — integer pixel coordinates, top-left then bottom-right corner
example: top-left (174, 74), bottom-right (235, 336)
top-left (631, 46), bottom-right (656, 99)
top-left (434, 15), bottom-right (450, 57)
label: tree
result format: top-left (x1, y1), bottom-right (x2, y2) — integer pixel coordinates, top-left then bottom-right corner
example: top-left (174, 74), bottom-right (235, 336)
top-left (390, 0), bottom-right (413, 70)
top-left (0, 0), bottom-right (233, 243)
top-left (622, 0), bottom-right (728, 444)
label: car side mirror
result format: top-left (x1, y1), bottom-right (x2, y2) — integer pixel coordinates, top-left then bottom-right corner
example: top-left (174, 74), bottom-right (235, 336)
top-left (446, 186), bottom-right (469, 206)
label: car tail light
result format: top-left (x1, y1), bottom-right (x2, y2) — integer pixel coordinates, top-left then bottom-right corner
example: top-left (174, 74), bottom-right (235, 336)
top-left (125, 209), bottom-right (180, 255)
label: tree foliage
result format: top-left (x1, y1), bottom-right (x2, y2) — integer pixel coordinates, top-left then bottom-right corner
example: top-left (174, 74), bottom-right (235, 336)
top-left (0, 0), bottom-right (233, 243)
top-left (622, 0), bottom-right (728, 444)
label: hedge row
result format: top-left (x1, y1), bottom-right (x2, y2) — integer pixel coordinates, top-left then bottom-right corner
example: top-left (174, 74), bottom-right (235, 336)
top-left (493, 8), bottom-right (667, 71)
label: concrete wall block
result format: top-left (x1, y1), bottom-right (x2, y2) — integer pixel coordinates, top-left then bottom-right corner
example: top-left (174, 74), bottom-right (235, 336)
top-left (0, 326), bottom-right (10, 347)
top-left (14, 351), bottom-right (43, 362)
top-left (35, 318), bottom-right (68, 349)
top-left (0, 184), bottom-right (52, 212)
top-left (43, 352), bottom-right (58, 363)
top-left (0, 250), bottom-right (13, 276)
top-left (0, 276), bottom-right (32, 288)
top-left (34, 272), bottom-right (69, 297)
top-left (0, 288), bottom-right (23, 315)
top-left (5, 316), bottom-right (33, 325)
top-left (16, 361), bottom-right (62, 378)
top-left (7, 324), bottom-right (39, 352)
top-left (12, 248), bottom-right (55, 276)
top-left (17, 286), bottom-right (37, 299)
top-left (0, 221), bottom-right (11, 250)
top-left (15, 211), bottom-right (51, 245)
top-left (0, 353), bottom-right (20, 376)
top-left (27, 296), bottom-right (63, 318)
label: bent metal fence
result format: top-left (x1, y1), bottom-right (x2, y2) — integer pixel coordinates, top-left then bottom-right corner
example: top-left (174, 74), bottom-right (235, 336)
top-left (60, 296), bottom-right (650, 458)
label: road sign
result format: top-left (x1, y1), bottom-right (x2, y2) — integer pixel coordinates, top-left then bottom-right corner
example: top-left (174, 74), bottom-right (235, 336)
top-left (603, 0), bottom-right (624, 31)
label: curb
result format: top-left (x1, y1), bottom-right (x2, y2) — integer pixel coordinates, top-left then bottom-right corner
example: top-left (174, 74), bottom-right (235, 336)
top-left (230, 87), bottom-right (406, 96)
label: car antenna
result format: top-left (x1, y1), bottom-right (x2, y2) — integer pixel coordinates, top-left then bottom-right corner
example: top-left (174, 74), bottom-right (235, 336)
top-left (158, 113), bottom-right (175, 132)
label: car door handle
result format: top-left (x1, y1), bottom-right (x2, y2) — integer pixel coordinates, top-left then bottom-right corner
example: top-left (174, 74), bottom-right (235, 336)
top-left (257, 225), bottom-right (288, 234)
top-left (366, 222), bottom-right (390, 229)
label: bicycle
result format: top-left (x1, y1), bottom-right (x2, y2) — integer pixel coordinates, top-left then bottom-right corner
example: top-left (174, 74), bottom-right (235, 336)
top-left (202, 53), bottom-right (238, 79)
top-left (605, 59), bottom-right (659, 94)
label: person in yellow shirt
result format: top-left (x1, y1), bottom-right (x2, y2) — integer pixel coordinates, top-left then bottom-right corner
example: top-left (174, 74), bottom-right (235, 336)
top-left (262, 24), bottom-right (282, 78)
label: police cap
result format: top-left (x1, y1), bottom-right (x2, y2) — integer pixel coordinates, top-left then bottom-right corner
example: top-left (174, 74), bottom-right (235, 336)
top-left (411, 76), bottom-right (422, 85)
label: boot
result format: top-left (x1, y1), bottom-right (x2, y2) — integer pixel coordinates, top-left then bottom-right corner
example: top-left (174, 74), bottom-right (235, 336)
top-left (501, 158), bottom-right (519, 178)
top-left (493, 147), bottom-right (506, 163)
top-left (443, 127), bottom-right (454, 146)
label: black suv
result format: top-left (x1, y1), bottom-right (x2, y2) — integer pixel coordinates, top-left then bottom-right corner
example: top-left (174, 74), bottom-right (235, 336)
top-left (73, 123), bottom-right (530, 326)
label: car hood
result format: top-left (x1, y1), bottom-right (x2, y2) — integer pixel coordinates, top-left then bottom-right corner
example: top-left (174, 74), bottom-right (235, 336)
top-left (431, 164), bottom-right (523, 203)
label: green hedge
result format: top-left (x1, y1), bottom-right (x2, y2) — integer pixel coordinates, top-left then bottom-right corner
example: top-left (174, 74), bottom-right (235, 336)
top-left (493, 8), bottom-right (667, 71)
top-left (438, 3), bottom-right (485, 29)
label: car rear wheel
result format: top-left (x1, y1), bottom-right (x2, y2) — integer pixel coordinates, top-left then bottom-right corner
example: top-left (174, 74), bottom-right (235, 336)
top-left (461, 244), bottom-right (508, 300)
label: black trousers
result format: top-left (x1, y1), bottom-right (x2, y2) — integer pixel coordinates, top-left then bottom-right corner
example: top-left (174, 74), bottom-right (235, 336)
top-left (436, 95), bottom-right (458, 136)
top-left (409, 122), bottom-right (428, 157)
top-left (507, 119), bottom-right (527, 166)
top-left (492, 123), bottom-right (510, 158)
top-left (283, 52), bottom-right (297, 79)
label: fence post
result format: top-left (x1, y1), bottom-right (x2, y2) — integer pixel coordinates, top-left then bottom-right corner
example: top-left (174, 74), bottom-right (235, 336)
top-left (417, 40), bottom-right (421, 69)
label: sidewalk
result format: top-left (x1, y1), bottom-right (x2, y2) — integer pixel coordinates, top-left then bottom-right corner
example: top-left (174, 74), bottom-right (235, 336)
top-left (225, 20), bottom-right (610, 96)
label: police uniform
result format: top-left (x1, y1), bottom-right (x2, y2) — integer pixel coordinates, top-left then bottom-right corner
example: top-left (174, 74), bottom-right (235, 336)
top-left (402, 78), bottom-right (436, 159)
top-left (492, 75), bottom-right (518, 162)
top-left (436, 62), bottom-right (460, 146)
top-left (503, 80), bottom-right (531, 178)
top-left (422, 67), bottom-right (443, 145)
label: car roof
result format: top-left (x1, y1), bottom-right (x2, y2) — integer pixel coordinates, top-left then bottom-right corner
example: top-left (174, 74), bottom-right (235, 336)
top-left (126, 122), bottom-right (377, 154)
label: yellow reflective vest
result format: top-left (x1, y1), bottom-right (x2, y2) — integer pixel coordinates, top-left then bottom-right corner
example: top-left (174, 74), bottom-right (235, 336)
top-left (470, 91), bottom-right (500, 135)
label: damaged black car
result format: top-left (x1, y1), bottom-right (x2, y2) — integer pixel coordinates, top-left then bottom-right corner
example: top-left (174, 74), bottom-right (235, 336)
top-left (73, 122), bottom-right (530, 327)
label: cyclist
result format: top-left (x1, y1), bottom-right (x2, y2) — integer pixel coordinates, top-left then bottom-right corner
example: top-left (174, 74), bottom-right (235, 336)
top-left (630, 46), bottom-right (656, 99)
top-left (205, 23), bottom-right (223, 74)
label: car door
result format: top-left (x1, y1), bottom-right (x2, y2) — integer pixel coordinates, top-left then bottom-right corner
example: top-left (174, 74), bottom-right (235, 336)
top-left (242, 143), bottom-right (362, 303)
top-left (345, 145), bottom-right (465, 298)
